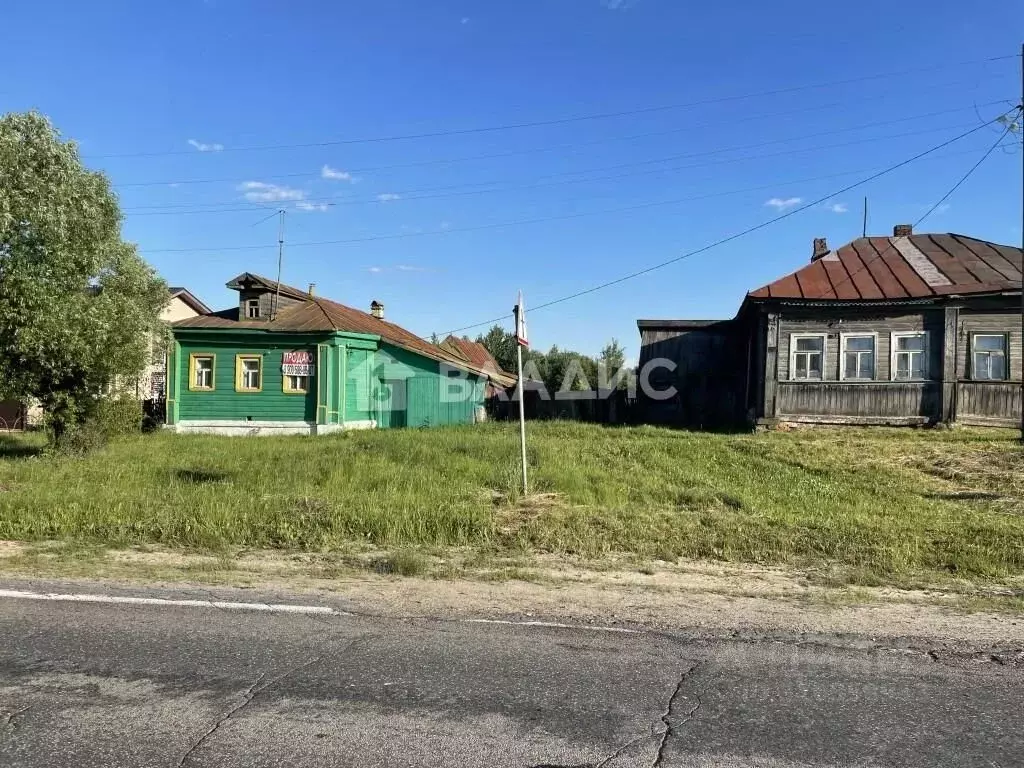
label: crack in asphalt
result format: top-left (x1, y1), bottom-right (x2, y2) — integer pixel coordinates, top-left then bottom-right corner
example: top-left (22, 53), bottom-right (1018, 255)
top-left (652, 663), bottom-right (702, 768)
top-left (0, 705), bottom-right (32, 743)
top-left (526, 662), bottom-right (704, 768)
top-left (1, 706), bottom-right (31, 728)
top-left (173, 634), bottom-right (364, 767)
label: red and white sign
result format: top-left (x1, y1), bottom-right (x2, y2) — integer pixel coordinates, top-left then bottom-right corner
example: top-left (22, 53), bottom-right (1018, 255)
top-left (282, 350), bottom-right (315, 377)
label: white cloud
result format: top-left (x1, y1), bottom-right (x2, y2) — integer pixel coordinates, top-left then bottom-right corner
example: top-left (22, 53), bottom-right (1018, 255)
top-left (366, 264), bottom-right (431, 274)
top-left (295, 201), bottom-right (331, 212)
top-left (237, 181), bottom-right (305, 203)
top-left (765, 197), bottom-right (802, 210)
top-left (321, 165), bottom-right (354, 182)
top-left (600, 0), bottom-right (639, 8)
top-left (377, 193), bottom-right (401, 202)
top-left (827, 202), bottom-right (849, 214)
top-left (460, 16), bottom-right (470, 24)
top-left (188, 138), bottom-right (224, 152)
top-left (439, 220), bottom-right (451, 230)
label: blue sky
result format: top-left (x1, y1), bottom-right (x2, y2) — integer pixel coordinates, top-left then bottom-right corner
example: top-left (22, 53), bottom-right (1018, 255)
top-left (3, 0), bottom-right (1022, 358)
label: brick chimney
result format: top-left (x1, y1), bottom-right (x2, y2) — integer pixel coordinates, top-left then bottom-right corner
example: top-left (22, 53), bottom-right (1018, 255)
top-left (811, 237), bottom-right (829, 262)
top-left (370, 300), bottom-right (384, 319)
top-left (893, 224), bottom-right (913, 237)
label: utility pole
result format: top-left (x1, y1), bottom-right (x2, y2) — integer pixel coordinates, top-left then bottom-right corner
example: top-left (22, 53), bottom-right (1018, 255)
top-left (862, 196), bottom-right (868, 238)
top-left (272, 209), bottom-right (285, 320)
top-left (1019, 43), bottom-right (1023, 440)
top-left (513, 291), bottom-right (529, 497)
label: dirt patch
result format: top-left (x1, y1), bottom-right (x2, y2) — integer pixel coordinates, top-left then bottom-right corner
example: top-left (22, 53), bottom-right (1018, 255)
top-left (1, 541), bottom-right (1023, 645)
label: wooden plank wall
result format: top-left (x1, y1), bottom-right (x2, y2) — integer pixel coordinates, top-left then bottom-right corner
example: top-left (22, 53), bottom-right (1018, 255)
top-left (637, 323), bottom-right (746, 428)
top-left (777, 382), bottom-right (939, 419)
top-left (957, 383), bottom-right (1022, 425)
top-left (776, 310), bottom-right (942, 381)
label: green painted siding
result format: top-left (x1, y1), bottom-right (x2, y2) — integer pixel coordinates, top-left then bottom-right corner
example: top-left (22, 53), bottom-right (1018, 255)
top-left (344, 347), bottom-right (375, 422)
top-left (373, 343), bottom-right (486, 428)
top-left (172, 329), bottom-right (486, 429)
top-left (176, 338), bottom-right (317, 422)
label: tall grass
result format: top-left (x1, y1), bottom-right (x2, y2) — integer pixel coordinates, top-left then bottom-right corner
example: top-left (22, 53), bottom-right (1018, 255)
top-left (0, 423), bottom-right (1022, 580)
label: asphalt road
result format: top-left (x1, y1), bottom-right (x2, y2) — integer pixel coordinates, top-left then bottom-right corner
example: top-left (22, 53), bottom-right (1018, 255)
top-left (0, 581), bottom-right (1021, 767)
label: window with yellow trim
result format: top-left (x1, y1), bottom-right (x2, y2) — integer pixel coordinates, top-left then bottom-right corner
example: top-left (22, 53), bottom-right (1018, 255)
top-left (189, 354), bottom-right (215, 391)
top-left (235, 355), bottom-right (262, 392)
top-left (283, 374), bottom-right (309, 394)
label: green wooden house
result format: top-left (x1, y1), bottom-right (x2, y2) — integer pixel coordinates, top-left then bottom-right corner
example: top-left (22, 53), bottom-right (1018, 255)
top-left (167, 273), bottom-right (513, 435)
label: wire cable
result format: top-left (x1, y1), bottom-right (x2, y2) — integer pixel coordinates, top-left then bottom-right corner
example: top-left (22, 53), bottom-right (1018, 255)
top-left (142, 119), bottom-right (1004, 255)
top-left (113, 94), bottom-right (1011, 189)
top-left (434, 117), bottom-right (1007, 337)
top-left (90, 55), bottom-right (1017, 159)
top-left (914, 112), bottom-right (1018, 227)
top-left (122, 117), bottom-right (986, 216)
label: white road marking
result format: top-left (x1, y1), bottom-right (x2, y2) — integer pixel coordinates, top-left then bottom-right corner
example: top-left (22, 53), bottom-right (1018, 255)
top-left (0, 589), bottom-right (342, 615)
top-left (0, 589), bottom-right (639, 633)
top-left (462, 618), bottom-right (639, 634)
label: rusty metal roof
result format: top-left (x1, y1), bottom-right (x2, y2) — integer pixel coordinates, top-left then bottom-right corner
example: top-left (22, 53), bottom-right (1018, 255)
top-left (748, 233), bottom-right (1023, 301)
top-left (441, 336), bottom-right (499, 369)
top-left (440, 336), bottom-right (516, 388)
top-left (174, 285), bottom-right (505, 381)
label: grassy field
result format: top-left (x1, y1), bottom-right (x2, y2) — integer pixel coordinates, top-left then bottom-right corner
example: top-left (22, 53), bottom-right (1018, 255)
top-left (0, 423), bottom-right (1022, 584)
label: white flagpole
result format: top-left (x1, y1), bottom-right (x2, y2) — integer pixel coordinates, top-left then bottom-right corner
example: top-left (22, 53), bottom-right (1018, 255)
top-left (514, 290), bottom-right (528, 496)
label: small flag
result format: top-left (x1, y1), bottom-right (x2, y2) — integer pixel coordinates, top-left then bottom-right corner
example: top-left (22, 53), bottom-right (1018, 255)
top-left (514, 291), bottom-right (529, 347)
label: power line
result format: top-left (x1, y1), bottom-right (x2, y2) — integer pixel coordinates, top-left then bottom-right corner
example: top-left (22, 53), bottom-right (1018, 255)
top-left (91, 54), bottom-right (1017, 159)
top-left (113, 90), bottom-right (1013, 189)
top-left (435, 116), bottom-right (1007, 338)
top-left (122, 116), bottom-right (989, 216)
top-left (139, 122), bottom-right (1010, 256)
top-left (915, 115), bottom-right (1018, 227)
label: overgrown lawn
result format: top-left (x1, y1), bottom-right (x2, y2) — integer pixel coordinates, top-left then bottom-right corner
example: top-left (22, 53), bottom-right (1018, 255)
top-left (0, 423), bottom-right (1022, 582)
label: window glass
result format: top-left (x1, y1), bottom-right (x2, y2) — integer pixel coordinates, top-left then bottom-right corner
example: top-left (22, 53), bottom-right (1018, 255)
top-left (973, 335), bottom-right (1007, 380)
top-left (193, 357), bottom-right (214, 389)
top-left (240, 358), bottom-right (261, 390)
top-left (975, 335), bottom-right (1005, 351)
top-left (896, 334), bottom-right (925, 352)
top-left (842, 335), bottom-right (875, 379)
top-left (846, 336), bottom-right (873, 352)
top-left (796, 337), bottom-right (823, 352)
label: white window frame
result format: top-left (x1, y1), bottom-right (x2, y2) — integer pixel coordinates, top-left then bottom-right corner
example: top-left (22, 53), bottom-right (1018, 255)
top-left (788, 333), bottom-right (827, 381)
top-left (890, 331), bottom-right (929, 381)
top-left (246, 298), bottom-right (261, 319)
top-left (839, 332), bottom-right (878, 382)
top-left (970, 333), bottom-right (1009, 381)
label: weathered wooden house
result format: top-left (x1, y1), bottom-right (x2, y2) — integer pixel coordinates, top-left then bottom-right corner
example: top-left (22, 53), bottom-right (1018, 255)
top-left (168, 273), bottom-right (502, 435)
top-left (638, 226), bottom-right (1023, 429)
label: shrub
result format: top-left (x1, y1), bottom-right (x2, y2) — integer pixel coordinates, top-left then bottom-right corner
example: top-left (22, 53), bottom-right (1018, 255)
top-left (92, 396), bottom-right (144, 438)
top-left (49, 396), bottom-right (143, 455)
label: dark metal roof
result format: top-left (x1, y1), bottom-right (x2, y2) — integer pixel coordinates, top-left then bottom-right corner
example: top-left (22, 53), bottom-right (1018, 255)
top-left (637, 319), bottom-right (734, 330)
top-left (168, 286), bottom-right (211, 314)
top-left (748, 233), bottom-right (1023, 302)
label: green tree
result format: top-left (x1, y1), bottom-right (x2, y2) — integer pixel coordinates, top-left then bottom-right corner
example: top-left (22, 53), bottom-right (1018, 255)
top-left (476, 324), bottom-right (517, 372)
top-left (0, 111), bottom-right (168, 445)
top-left (598, 338), bottom-right (629, 389)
